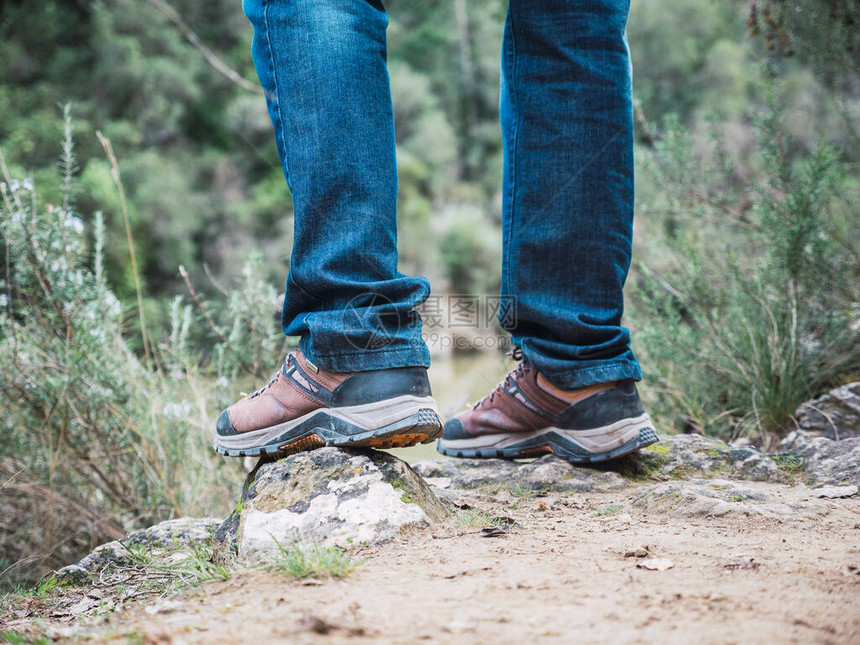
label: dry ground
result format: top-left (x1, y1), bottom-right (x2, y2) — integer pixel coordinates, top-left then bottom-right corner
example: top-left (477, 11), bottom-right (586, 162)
top-left (7, 481), bottom-right (858, 645)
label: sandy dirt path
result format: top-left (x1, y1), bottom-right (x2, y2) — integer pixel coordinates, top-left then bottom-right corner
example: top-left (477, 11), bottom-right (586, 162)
top-left (79, 482), bottom-right (859, 645)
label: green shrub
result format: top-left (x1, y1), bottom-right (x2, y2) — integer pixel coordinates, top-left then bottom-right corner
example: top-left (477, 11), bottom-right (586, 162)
top-left (633, 79), bottom-right (860, 445)
top-left (0, 120), bottom-right (283, 588)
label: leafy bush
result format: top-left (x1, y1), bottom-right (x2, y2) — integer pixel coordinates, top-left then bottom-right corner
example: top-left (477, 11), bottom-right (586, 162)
top-left (633, 79), bottom-right (860, 446)
top-left (0, 120), bottom-right (284, 587)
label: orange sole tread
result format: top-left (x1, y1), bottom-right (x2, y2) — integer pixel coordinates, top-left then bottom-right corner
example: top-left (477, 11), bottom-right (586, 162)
top-left (276, 432), bottom-right (433, 454)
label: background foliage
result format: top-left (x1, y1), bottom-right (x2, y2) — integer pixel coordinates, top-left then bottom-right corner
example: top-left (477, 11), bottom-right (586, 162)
top-left (1, 0), bottom-right (858, 586)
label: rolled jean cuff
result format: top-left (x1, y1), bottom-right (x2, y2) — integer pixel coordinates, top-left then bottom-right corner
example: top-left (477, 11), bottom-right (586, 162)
top-left (299, 335), bottom-right (432, 373)
top-left (525, 353), bottom-right (643, 389)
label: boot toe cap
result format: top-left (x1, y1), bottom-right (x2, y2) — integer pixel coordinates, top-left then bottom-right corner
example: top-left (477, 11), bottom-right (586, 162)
top-left (216, 409), bottom-right (238, 437)
top-left (441, 417), bottom-right (470, 441)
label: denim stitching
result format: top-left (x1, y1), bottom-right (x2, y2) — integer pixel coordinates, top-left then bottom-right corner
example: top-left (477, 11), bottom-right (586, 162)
top-left (262, 0), bottom-right (292, 182)
top-left (500, 3), bottom-right (519, 329)
top-left (311, 344), bottom-right (429, 359)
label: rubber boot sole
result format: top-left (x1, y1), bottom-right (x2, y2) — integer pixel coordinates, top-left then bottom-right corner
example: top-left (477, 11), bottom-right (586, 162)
top-left (437, 416), bottom-right (658, 464)
top-left (214, 397), bottom-right (443, 457)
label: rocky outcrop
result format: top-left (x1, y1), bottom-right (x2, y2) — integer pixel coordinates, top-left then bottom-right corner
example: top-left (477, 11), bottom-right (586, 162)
top-left (54, 419), bottom-right (860, 583)
top-left (632, 434), bottom-right (789, 482)
top-left (53, 517), bottom-right (222, 585)
top-left (632, 479), bottom-right (826, 518)
top-left (795, 382), bottom-right (860, 439)
top-left (614, 431), bottom-right (857, 485)
top-left (778, 430), bottom-right (860, 485)
top-left (412, 431), bottom-right (859, 492)
top-left (215, 448), bottom-right (449, 562)
top-left (412, 454), bottom-right (628, 493)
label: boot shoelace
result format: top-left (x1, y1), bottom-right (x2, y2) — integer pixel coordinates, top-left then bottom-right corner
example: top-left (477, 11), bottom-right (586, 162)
top-left (248, 354), bottom-right (293, 399)
top-left (249, 374), bottom-right (278, 399)
top-left (474, 347), bottom-right (528, 409)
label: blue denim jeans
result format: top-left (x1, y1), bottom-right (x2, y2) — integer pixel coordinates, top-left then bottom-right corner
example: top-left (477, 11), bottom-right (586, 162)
top-left (243, 0), bottom-right (642, 388)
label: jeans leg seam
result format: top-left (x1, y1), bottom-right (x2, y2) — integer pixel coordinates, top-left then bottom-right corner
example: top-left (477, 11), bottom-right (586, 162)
top-left (502, 5), bottom-right (519, 319)
top-left (263, 0), bottom-right (292, 181)
top-left (311, 345), bottom-right (426, 359)
top-left (552, 361), bottom-right (637, 375)
top-left (551, 360), bottom-right (641, 376)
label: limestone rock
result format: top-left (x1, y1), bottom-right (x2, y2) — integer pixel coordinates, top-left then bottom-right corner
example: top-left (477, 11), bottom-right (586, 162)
top-left (412, 454), bottom-right (628, 493)
top-left (52, 565), bottom-right (91, 587)
top-left (813, 485), bottom-right (859, 498)
top-left (415, 431), bottom-right (858, 491)
top-left (124, 517), bottom-right (222, 548)
top-left (795, 382), bottom-right (860, 439)
top-left (53, 517), bottom-right (222, 584)
top-left (632, 434), bottom-right (788, 482)
top-left (778, 431), bottom-right (860, 485)
top-left (632, 479), bottom-right (824, 518)
top-left (56, 542), bottom-right (131, 581)
top-left (219, 448), bottom-right (449, 561)
top-left (412, 435), bottom-right (798, 491)
top-left (635, 432), bottom-right (859, 486)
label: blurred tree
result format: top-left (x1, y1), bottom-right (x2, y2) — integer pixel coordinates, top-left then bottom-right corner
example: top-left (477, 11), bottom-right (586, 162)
top-left (745, 0), bottom-right (860, 84)
top-left (628, 0), bottom-right (744, 126)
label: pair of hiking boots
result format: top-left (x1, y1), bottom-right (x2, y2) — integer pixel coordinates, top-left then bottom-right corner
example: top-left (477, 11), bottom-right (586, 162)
top-left (214, 348), bottom-right (657, 463)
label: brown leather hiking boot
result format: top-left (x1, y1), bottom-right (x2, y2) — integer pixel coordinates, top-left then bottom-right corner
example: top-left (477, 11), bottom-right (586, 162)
top-left (214, 349), bottom-right (442, 457)
top-left (437, 350), bottom-right (657, 463)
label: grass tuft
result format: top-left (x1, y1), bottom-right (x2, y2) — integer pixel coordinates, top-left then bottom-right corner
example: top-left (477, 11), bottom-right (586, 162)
top-left (593, 505), bottom-right (623, 517)
top-left (454, 509), bottom-right (508, 528)
top-left (266, 540), bottom-right (357, 580)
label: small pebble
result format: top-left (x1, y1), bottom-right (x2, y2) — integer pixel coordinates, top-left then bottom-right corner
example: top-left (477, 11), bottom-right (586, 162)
top-left (624, 545), bottom-right (650, 558)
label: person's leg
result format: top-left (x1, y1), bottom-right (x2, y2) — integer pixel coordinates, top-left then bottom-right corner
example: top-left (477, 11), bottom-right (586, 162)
top-left (438, 0), bottom-right (655, 463)
top-left (501, 0), bottom-right (640, 389)
top-left (214, 0), bottom-right (441, 457)
top-left (245, 0), bottom-right (430, 373)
